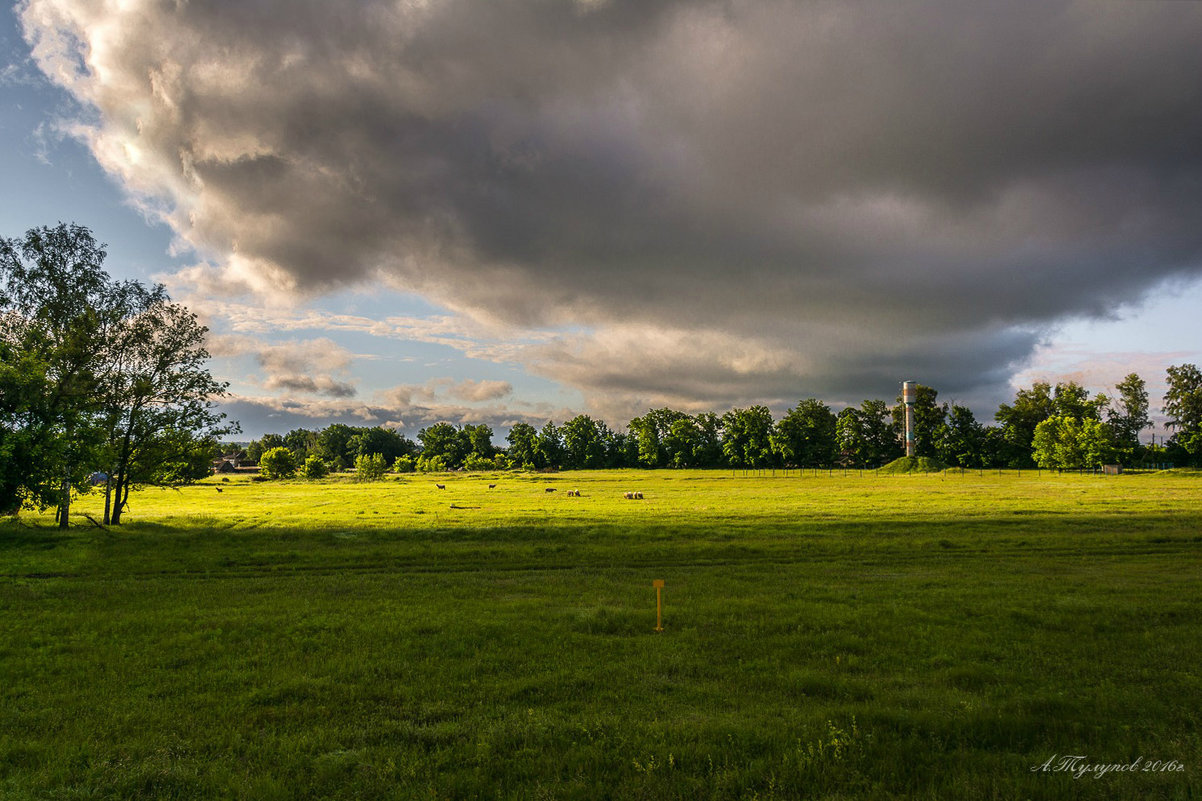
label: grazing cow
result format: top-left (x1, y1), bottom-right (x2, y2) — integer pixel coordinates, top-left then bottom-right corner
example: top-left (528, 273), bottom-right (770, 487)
top-left (435, 483), bottom-right (446, 490)
top-left (635, 491), bottom-right (644, 499)
top-left (566, 489), bottom-right (580, 497)
top-left (215, 487), bottom-right (223, 493)
top-left (545, 487), bottom-right (556, 493)
top-left (488, 484), bottom-right (497, 489)
top-left (623, 492), bottom-right (634, 499)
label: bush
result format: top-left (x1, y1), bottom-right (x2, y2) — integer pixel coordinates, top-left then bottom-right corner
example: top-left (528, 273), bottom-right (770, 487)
top-left (259, 447), bottom-right (297, 479)
top-left (416, 454), bottom-right (447, 473)
top-left (392, 455), bottom-right (415, 473)
top-left (302, 455), bottom-right (330, 479)
top-left (463, 453), bottom-right (496, 472)
top-left (354, 453), bottom-right (388, 482)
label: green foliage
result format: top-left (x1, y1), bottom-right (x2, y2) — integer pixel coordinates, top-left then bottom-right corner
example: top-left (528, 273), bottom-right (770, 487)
top-left (302, 455), bottom-right (330, 479)
top-left (836, 399), bottom-right (901, 468)
top-left (415, 454), bottom-right (447, 473)
top-left (934, 404), bottom-right (986, 468)
top-left (505, 423), bottom-right (539, 468)
top-left (561, 414), bottom-right (606, 469)
top-left (663, 417), bottom-right (703, 468)
top-left (392, 455), bottom-right (416, 473)
top-left (259, 447), bottom-right (297, 479)
top-left (350, 425), bottom-right (415, 464)
top-left (247, 433), bottom-right (284, 464)
top-left (1164, 364), bottom-right (1202, 465)
top-left (283, 428), bottom-right (318, 460)
top-left (773, 398), bottom-right (837, 467)
top-left (1108, 373), bottom-right (1151, 460)
top-left (316, 424), bottom-right (356, 471)
top-left (418, 422), bottom-right (470, 468)
top-left (353, 452), bottom-right (388, 482)
top-left (995, 382), bottom-right (1055, 467)
top-left (995, 381), bottom-right (1110, 469)
top-left (464, 424), bottom-right (495, 461)
top-left (1, 224), bottom-right (113, 518)
top-left (534, 421), bottom-right (563, 468)
top-left (721, 405), bottom-right (775, 468)
top-left (1032, 416), bottom-right (1117, 470)
top-left (1053, 381), bottom-right (1107, 421)
top-left (462, 453), bottom-right (497, 472)
top-left (628, 409), bottom-right (691, 467)
top-left (1, 223), bottom-right (233, 524)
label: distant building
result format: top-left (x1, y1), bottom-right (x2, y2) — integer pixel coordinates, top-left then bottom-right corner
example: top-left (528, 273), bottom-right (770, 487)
top-left (211, 451), bottom-right (247, 473)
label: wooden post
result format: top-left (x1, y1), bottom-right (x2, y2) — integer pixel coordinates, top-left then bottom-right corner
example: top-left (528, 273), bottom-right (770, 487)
top-left (653, 579), bottom-right (665, 632)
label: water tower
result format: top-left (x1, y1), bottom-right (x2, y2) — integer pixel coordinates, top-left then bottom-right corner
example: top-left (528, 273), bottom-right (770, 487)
top-left (902, 380), bottom-right (916, 457)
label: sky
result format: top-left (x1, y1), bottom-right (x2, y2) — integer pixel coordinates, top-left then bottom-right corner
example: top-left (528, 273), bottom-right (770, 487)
top-left (4, 0), bottom-right (1202, 441)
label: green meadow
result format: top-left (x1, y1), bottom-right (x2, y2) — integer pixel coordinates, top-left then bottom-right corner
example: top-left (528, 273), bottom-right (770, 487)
top-left (2, 470), bottom-right (1200, 799)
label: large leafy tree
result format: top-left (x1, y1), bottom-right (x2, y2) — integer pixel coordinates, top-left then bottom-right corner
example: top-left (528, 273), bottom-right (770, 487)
top-left (248, 433), bottom-right (285, 464)
top-left (604, 427), bottom-right (637, 468)
top-left (1052, 381), bottom-right (1107, 421)
top-left (351, 425), bottom-right (416, 464)
top-left (934, 404), bottom-right (986, 468)
top-left (464, 424), bottom-right (495, 460)
top-left (101, 289), bottom-right (234, 524)
top-left (505, 422), bottom-right (539, 468)
top-left (315, 424), bottom-right (356, 470)
top-left (856, 399), bottom-right (901, 466)
top-left (1107, 373), bottom-right (1150, 461)
top-left (692, 412), bottom-right (724, 467)
top-left (283, 428), bottom-right (319, 460)
top-left (417, 422), bottom-right (469, 468)
top-left (721, 406), bottom-right (775, 468)
top-left (835, 407), bottom-right (867, 467)
top-left (663, 417), bottom-right (703, 468)
top-left (1032, 416), bottom-right (1116, 470)
top-left (1163, 364), bottom-right (1202, 463)
top-left (534, 421), bottom-right (563, 468)
top-left (773, 399), bottom-right (837, 467)
top-left (561, 415), bottom-right (605, 469)
top-left (1, 223), bottom-right (233, 525)
top-left (995, 382), bottom-right (1055, 467)
top-left (1, 224), bottom-right (114, 523)
top-left (627, 408), bottom-right (690, 467)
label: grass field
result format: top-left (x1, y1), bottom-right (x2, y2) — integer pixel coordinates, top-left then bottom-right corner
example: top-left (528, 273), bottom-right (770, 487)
top-left (2, 469), bottom-right (1200, 799)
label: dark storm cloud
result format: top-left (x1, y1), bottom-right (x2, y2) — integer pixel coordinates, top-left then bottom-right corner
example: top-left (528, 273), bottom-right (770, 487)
top-left (21, 0), bottom-right (1202, 404)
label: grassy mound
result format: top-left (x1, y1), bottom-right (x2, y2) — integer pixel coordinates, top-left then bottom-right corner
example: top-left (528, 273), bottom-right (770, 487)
top-left (878, 455), bottom-right (948, 473)
top-left (1154, 467), bottom-right (1202, 477)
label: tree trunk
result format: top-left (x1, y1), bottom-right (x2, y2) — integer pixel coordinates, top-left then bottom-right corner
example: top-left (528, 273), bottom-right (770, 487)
top-left (111, 470), bottom-right (134, 526)
top-left (111, 475), bottom-right (125, 525)
top-left (103, 476), bottom-right (112, 526)
top-left (111, 423), bottom-right (135, 526)
top-left (57, 477), bottom-right (70, 529)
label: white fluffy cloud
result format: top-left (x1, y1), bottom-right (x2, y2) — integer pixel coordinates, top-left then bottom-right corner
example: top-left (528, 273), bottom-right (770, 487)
top-left (208, 335), bottom-right (359, 398)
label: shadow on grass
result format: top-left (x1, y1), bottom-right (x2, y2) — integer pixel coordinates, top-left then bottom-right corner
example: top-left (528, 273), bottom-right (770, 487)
top-left (3, 513), bottom-right (1201, 582)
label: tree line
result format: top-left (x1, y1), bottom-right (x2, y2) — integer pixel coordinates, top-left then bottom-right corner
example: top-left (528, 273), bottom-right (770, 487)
top-left (243, 368), bottom-right (1202, 476)
top-left (1, 224), bottom-right (233, 525)
top-left (8, 226), bottom-right (1202, 523)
